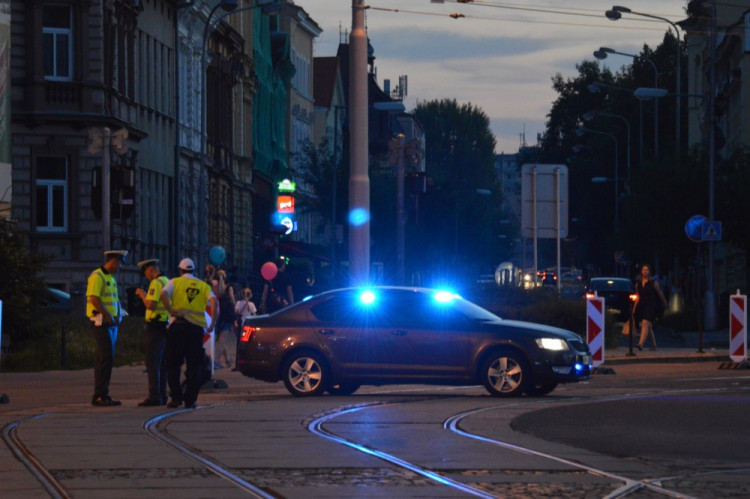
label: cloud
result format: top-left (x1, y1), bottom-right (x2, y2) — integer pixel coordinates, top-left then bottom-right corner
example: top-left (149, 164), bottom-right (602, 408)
top-left (296, 0), bottom-right (687, 152)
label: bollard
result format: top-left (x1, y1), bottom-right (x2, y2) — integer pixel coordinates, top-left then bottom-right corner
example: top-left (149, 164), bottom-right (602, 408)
top-left (586, 294), bottom-right (605, 369)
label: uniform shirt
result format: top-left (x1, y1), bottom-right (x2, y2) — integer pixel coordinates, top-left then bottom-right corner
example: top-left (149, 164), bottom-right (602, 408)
top-left (86, 267), bottom-right (120, 319)
top-left (162, 273), bottom-right (215, 328)
top-left (145, 275), bottom-right (169, 323)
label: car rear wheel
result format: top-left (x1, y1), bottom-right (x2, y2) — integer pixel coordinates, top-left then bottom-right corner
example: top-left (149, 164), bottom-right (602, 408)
top-left (481, 351), bottom-right (528, 397)
top-left (326, 382), bottom-right (361, 396)
top-left (282, 351), bottom-right (328, 397)
top-left (525, 382), bottom-right (558, 397)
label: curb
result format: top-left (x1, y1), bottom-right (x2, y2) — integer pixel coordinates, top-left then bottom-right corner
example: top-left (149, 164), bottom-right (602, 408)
top-left (603, 352), bottom-right (728, 365)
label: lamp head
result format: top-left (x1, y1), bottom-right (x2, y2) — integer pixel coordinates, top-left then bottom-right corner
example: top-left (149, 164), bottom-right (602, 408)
top-left (575, 129), bottom-right (585, 137)
top-left (220, 0), bottom-right (238, 12)
top-left (600, 47), bottom-right (615, 54)
top-left (583, 111), bottom-right (596, 122)
top-left (593, 50), bottom-right (607, 60)
top-left (612, 6), bottom-right (632, 13)
top-left (633, 87), bottom-right (669, 100)
top-left (605, 9), bottom-right (621, 21)
top-left (587, 83), bottom-right (601, 93)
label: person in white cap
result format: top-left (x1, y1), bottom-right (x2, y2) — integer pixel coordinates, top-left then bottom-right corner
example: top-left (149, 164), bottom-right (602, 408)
top-left (135, 258), bottom-right (169, 406)
top-left (86, 250), bottom-right (127, 407)
top-left (160, 258), bottom-right (217, 409)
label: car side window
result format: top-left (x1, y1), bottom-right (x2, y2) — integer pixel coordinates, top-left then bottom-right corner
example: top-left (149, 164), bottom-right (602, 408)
top-left (383, 292), bottom-right (467, 330)
top-left (309, 296), bottom-right (347, 322)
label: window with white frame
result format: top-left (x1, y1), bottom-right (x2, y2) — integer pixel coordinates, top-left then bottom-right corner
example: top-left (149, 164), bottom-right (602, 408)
top-left (43, 4), bottom-right (73, 81)
top-left (35, 157), bottom-right (68, 231)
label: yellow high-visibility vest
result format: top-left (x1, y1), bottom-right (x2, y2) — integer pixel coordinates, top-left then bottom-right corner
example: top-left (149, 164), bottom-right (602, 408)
top-left (86, 267), bottom-right (120, 318)
top-left (170, 276), bottom-right (211, 328)
top-left (145, 275), bottom-right (169, 323)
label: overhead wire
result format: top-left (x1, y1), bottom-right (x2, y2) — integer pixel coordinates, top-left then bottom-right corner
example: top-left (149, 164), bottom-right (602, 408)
top-left (366, 5), bottom-right (669, 33)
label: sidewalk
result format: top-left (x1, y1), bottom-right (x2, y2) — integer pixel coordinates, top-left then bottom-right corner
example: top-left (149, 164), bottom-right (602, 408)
top-left (605, 328), bottom-right (732, 365)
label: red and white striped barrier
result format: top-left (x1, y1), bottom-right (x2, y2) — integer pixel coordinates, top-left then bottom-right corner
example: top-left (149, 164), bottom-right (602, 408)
top-left (729, 291), bottom-right (747, 363)
top-left (586, 296), bottom-right (605, 368)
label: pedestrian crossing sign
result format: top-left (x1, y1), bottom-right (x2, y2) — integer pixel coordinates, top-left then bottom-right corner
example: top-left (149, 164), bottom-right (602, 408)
top-left (701, 221), bottom-right (722, 241)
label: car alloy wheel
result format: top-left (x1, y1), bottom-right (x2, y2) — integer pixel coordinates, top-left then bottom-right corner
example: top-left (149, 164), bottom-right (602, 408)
top-left (282, 351), bottom-right (328, 397)
top-left (481, 351), bottom-right (528, 397)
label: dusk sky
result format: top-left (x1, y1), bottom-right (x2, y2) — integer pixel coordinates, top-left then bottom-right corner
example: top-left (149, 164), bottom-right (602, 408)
top-left (294, 0), bottom-right (688, 153)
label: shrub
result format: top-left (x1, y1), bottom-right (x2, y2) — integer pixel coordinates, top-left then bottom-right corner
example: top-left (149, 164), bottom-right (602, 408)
top-left (478, 286), bottom-right (619, 348)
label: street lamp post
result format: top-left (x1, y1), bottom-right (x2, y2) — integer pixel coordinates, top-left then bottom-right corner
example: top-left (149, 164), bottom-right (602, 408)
top-left (583, 110), bottom-right (631, 193)
top-left (349, 0), bottom-right (370, 285)
top-left (594, 47), bottom-right (658, 157)
top-left (605, 5), bottom-right (682, 155)
top-left (587, 82), bottom-right (644, 167)
top-left (576, 128), bottom-right (619, 237)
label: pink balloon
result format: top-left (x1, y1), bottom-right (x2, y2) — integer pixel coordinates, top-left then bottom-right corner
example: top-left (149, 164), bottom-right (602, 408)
top-left (261, 261), bottom-right (278, 281)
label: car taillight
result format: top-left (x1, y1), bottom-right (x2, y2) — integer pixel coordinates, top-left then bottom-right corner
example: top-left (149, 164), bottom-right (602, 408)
top-left (240, 325), bottom-right (258, 342)
top-left (585, 292), bottom-right (595, 299)
top-left (629, 293), bottom-right (638, 302)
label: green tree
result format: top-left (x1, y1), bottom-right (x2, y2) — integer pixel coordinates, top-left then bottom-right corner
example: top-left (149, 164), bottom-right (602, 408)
top-left (0, 218), bottom-right (50, 349)
top-left (411, 99), bottom-right (500, 284)
top-left (540, 32), bottom-right (692, 276)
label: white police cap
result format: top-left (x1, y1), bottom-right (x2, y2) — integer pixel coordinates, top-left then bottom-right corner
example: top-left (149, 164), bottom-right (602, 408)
top-left (104, 250), bottom-right (128, 262)
top-left (137, 258), bottom-right (159, 271)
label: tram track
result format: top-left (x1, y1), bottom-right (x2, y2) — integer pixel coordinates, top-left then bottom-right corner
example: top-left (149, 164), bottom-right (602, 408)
top-left (2, 413), bottom-right (70, 499)
top-left (2, 382), bottom-right (748, 498)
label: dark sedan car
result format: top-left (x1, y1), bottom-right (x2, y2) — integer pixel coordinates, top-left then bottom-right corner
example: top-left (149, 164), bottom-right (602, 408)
top-left (237, 287), bottom-right (591, 397)
top-left (585, 277), bottom-right (636, 321)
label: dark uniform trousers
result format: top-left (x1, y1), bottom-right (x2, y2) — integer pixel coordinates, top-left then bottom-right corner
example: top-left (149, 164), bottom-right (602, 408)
top-left (144, 320), bottom-right (168, 403)
top-left (165, 319), bottom-right (204, 406)
top-left (91, 324), bottom-right (118, 402)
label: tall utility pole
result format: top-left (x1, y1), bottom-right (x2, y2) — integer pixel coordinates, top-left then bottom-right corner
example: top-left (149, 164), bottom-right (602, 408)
top-left (349, 0), bottom-right (370, 285)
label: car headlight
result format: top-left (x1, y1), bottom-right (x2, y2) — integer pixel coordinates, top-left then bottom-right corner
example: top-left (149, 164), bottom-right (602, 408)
top-left (535, 338), bottom-right (569, 351)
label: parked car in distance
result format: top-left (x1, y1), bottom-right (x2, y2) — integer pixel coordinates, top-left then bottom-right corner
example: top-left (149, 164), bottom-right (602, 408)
top-left (44, 288), bottom-right (71, 312)
top-left (237, 286), bottom-right (592, 397)
top-left (585, 277), bottom-right (636, 321)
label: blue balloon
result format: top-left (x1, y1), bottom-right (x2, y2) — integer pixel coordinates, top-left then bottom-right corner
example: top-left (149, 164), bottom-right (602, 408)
top-left (209, 245), bottom-right (226, 265)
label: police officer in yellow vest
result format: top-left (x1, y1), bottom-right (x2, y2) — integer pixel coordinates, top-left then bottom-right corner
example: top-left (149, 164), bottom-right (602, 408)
top-left (86, 250), bottom-right (126, 407)
top-left (160, 258), bottom-right (217, 409)
top-left (135, 258), bottom-right (169, 406)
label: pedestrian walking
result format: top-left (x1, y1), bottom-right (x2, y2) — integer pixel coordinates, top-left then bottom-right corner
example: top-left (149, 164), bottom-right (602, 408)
top-left (213, 269), bottom-right (235, 369)
top-left (86, 250), bottom-right (127, 407)
top-left (633, 264), bottom-right (668, 351)
top-left (232, 288), bottom-right (257, 370)
top-left (160, 258), bottom-right (217, 409)
top-left (135, 258), bottom-right (169, 406)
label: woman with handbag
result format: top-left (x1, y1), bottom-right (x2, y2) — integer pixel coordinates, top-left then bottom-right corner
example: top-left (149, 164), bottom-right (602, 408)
top-left (632, 264), bottom-right (668, 351)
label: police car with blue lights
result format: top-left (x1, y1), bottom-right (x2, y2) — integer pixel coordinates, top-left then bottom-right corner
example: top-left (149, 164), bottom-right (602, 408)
top-left (237, 286), bottom-right (592, 397)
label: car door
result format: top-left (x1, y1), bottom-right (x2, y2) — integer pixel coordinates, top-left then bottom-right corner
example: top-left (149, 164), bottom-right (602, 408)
top-left (378, 291), bottom-right (472, 378)
top-left (308, 292), bottom-right (396, 376)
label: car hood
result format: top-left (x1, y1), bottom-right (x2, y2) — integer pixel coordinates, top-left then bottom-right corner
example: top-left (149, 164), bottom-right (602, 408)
top-left (488, 319), bottom-right (583, 342)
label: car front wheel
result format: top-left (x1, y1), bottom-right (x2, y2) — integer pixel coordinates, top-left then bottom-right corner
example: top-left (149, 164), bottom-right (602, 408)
top-left (282, 351), bottom-right (328, 397)
top-left (481, 351), bottom-right (529, 397)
